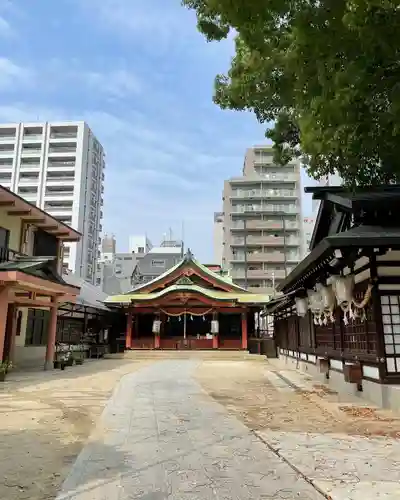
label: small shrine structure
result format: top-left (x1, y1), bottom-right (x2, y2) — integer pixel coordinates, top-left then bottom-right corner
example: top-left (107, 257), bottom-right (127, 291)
top-left (105, 249), bottom-right (270, 350)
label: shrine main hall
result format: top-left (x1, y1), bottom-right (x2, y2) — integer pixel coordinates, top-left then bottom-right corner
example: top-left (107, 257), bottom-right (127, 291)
top-left (105, 250), bottom-right (271, 350)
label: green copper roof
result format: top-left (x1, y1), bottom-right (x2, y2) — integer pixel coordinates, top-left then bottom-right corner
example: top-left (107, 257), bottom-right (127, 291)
top-left (105, 284), bottom-right (270, 305)
top-left (0, 256), bottom-right (67, 285)
top-left (127, 248), bottom-right (246, 293)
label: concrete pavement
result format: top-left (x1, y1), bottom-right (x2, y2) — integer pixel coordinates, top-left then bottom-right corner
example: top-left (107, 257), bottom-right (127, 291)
top-left (56, 360), bottom-right (323, 499)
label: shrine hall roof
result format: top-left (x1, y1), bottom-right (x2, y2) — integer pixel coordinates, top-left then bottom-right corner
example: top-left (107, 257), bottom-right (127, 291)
top-left (105, 284), bottom-right (270, 306)
top-left (128, 248), bottom-right (246, 293)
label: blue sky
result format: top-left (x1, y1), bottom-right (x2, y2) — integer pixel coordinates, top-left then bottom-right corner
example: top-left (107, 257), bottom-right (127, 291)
top-left (0, 0), bottom-right (315, 261)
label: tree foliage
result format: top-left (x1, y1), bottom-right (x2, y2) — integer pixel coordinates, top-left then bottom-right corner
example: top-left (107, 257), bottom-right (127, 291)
top-left (182, 0), bottom-right (400, 186)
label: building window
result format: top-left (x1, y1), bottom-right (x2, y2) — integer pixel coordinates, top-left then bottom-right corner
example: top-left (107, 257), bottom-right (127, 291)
top-left (25, 309), bottom-right (50, 346)
top-left (151, 259), bottom-right (165, 267)
top-left (138, 247), bottom-right (144, 253)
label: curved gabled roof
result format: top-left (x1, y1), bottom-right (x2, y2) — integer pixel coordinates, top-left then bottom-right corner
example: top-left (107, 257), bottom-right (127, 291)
top-left (105, 283), bottom-right (270, 305)
top-left (127, 249), bottom-right (246, 294)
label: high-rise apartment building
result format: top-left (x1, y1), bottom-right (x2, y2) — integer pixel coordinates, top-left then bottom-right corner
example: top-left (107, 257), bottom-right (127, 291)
top-left (302, 216), bottom-right (316, 257)
top-left (213, 211), bottom-right (224, 266)
top-left (222, 146), bottom-right (302, 294)
top-left (0, 121), bottom-right (104, 283)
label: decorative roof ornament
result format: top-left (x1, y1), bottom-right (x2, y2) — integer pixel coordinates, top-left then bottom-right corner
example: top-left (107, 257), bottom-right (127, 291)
top-left (184, 248), bottom-right (194, 261)
top-left (176, 276), bottom-right (194, 286)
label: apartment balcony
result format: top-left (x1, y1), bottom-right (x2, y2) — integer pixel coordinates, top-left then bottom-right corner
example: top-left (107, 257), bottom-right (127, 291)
top-left (230, 190), bottom-right (297, 200)
top-left (231, 206), bottom-right (299, 215)
top-left (44, 206), bottom-right (73, 216)
top-left (49, 132), bottom-right (77, 140)
top-left (0, 148), bottom-right (15, 156)
top-left (232, 269), bottom-right (266, 279)
top-left (247, 253), bottom-right (287, 263)
top-left (231, 219), bottom-right (299, 231)
top-left (44, 192), bottom-right (74, 201)
top-left (22, 134), bottom-right (43, 142)
top-left (21, 148), bottom-right (41, 157)
top-left (0, 135), bottom-right (16, 142)
top-left (48, 145), bottom-right (76, 155)
top-left (230, 173), bottom-right (298, 183)
top-left (46, 177), bottom-right (75, 185)
top-left (18, 177), bottom-right (39, 185)
top-left (19, 164), bottom-right (40, 171)
top-left (231, 236), bottom-right (301, 247)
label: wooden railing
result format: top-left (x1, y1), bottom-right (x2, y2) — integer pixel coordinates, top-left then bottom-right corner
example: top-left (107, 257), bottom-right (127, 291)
top-left (0, 247), bottom-right (23, 264)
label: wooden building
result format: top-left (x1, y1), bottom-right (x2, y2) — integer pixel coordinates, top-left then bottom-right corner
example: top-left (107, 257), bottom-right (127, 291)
top-left (265, 185), bottom-right (400, 410)
top-left (105, 250), bottom-right (270, 350)
top-left (0, 185), bottom-right (81, 371)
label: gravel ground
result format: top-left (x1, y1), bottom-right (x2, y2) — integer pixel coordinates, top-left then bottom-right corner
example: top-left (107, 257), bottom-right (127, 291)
top-left (0, 358), bottom-right (152, 500)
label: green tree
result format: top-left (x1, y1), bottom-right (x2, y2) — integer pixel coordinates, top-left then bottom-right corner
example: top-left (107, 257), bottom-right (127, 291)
top-left (182, 0), bottom-right (400, 186)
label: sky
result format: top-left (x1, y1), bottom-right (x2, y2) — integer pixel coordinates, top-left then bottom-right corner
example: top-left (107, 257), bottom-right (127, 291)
top-left (0, 0), bottom-right (315, 262)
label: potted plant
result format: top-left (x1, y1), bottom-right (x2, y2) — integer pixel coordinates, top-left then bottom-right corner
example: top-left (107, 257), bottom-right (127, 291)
top-left (0, 361), bottom-right (12, 381)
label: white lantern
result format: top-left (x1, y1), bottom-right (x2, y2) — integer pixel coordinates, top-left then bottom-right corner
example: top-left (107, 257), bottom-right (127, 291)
top-left (295, 297), bottom-right (308, 317)
top-left (332, 275), bottom-right (354, 306)
top-left (316, 283), bottom-right (335, 310)
top-left (211, 320), bottom-right (219, 334)
top-left (307, 288), bottom-right (324, 325)
top-left (332, 275), bottom-right (355, 325)
top-left (152, 320), bottom-right (161, 334)
top-left (307, 289), bottom-right (323, 313)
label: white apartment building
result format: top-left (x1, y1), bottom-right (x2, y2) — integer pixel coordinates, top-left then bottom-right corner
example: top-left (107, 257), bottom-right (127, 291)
top-left (213, 212), bottom-right (224, 266)
top-left (0, 121), bottom-right (104, 283)
top-left (222, 146), bottom-right (303, 294)
top-left (302, 216), bottom-right (316, 257)
top-left (129, 235), bottom-right (152, 254)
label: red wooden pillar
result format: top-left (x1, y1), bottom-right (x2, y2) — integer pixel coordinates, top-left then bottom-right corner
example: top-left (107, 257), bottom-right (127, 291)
top-left (241, 311), bottom-right (248, 350)
top-left (212, 311), bottom-right (219, 349)
top-left (126, 309), bottom-right (133, 349)
top-left (44, 299), bottom-right (58, 370)
top-left (154, 314), bottom-right (160, 349)
top-left (0, 287), bottom-right (10, 362)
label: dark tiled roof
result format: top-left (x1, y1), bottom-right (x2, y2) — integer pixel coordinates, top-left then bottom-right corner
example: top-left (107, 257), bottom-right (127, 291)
top-left (0, 256), bottom-right (68, 285)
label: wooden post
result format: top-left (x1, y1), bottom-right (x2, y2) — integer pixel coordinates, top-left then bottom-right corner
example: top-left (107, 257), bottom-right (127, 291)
top-left (212, 311), bottom-right (219, 349)
top-left (0, 287), bottom-right (10, 362)
top-left (44, 298), bottom-right (58, 370)
top-left (154, 312), bottom-right (160, 349)
top-left (241, 311), bottom-right (248, 350)
top-left (126, 309), bottom-right (133, 349)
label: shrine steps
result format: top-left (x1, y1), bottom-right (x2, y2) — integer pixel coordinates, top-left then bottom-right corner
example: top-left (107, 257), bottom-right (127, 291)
top-left (122, 350), bottom-right (266, 362)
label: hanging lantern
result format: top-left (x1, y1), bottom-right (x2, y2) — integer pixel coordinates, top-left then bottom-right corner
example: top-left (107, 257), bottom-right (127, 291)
top-left (332, 275), bottom-right (354, 306)
top-left (202, 315), bottom-right (205, 321)
top-left (295, 297), bottom-right (308, 317)
top-left (190, 315), bottom-right (193, 320)
top-left (179, 315), bottom-right (182, 322)
top-left (211, 320), bottom-right (219, 334)
top-left (332, 275), bottom-right (355, 325)
top-left (307, 288), bottom-right (324, 325)
top-left (152, 320), bottom-right (161, 334)
top-left (316, 283), bottom-right (336, 323)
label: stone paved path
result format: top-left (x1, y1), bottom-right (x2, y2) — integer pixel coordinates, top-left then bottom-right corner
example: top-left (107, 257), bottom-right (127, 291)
top-left (56, 360), bottom-right (323, 499)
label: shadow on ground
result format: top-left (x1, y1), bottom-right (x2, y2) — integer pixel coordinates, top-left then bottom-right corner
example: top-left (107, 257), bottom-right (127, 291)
top-left (0, 427), bottom-right (133, 500)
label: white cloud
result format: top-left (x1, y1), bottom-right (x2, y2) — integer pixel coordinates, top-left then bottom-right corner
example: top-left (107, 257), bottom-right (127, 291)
top-left (0, 58), bottom-right (33, 90)
top-left (75, 68), bottom-right (141, 97)
top-left (0, 15), bottom-right (12, 36)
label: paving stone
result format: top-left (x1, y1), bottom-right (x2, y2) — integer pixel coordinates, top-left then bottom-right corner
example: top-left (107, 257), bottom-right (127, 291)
top-left (56, 360), bottom-right (323, 499)
top-left (257, 430), bottom-right (400, 499)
